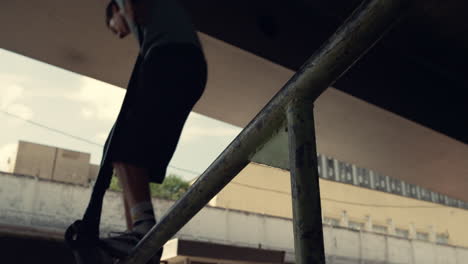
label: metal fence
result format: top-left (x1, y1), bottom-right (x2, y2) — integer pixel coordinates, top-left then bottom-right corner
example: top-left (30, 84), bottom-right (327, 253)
top-left (119, 0), bottom-right (409, 263)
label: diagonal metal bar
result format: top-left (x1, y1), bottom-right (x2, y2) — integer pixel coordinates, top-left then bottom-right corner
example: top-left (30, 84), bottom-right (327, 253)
top-left (119, 0), bottom-right (409, 263)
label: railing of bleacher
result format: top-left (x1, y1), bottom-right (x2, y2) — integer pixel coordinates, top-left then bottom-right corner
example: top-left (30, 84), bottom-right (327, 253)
top-left (119, 1), bottom-right (409, 263)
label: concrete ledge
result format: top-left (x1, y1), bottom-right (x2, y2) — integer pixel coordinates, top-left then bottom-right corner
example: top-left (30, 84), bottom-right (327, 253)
top-left (0, 223), bottom-right (64, 241)
top-left (163, 238), bottom-right (285, 263)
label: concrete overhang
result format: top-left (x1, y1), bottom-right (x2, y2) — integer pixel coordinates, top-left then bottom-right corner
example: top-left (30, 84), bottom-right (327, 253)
top-left (1, 1), bottom-right (467, 201)
top-left (162, 238), bottom-right (285, 264)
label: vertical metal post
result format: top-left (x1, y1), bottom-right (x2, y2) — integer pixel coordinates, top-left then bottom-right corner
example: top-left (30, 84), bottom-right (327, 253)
top-left (287, 99), bottom-right (325, 264)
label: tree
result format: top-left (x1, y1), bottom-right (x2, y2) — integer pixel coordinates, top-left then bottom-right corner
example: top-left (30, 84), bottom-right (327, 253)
top-left (149, 174), bottom-right (189, 200)
top-left (109, 174), bottom-right (190, 200)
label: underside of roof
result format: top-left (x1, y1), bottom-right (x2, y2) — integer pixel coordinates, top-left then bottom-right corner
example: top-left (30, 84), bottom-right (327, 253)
top-left (182, 0), bottom-right (468, 144)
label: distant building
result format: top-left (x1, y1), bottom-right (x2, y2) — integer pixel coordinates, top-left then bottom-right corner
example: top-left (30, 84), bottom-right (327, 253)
top-left (208, 161), bottom-right (468, 248)
top-left (4, 140), bottom-right (99, 186)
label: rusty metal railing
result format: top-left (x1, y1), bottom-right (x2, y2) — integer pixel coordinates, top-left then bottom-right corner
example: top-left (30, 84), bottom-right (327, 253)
top-left (119, 0), bottom-right (409, 263)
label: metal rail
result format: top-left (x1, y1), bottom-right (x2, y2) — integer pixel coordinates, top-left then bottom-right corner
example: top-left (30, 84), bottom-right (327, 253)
top-left (287, 101), bottom-right (325, 263)
top-left (119, 0), bottom-right (408, 263)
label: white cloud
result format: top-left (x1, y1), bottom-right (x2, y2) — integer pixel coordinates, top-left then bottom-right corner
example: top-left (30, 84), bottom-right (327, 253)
top-left (69, 77), bottom-right (125, 121)
top-left (0, 84), bottom-right (24, 108)
top-left (94, 132), bottom-right (109, 143)
top-left (0, 73), bottom-right (25, 86)
top-left (0, 83), bottom-right (34, 125)
top-left (0, 143), bottom-right (18, 172)
top-left (81, 108), bottom-right (94, 120)
top-left (180, 125), bottom-right (240, 142)
top-left (6, 104), bottom-right (34, 120)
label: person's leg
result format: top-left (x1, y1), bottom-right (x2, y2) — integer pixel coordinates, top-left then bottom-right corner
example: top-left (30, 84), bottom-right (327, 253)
top-left (100, 162), bottom-right (159, 261)
top-left (101, 44), bottom-right (205, 260)
top-left (122, 186), bottom-right (133, 231)
top-left (111, 44), bottom-right (205, 235)
top-left (116, 165), bottom-right (134, 230)
top-left (114, 162), bottom-right (156, 235)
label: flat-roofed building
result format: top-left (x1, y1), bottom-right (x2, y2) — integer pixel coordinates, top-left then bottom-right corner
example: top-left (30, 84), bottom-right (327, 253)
top-left (5, 141), bottom-right (99, 186)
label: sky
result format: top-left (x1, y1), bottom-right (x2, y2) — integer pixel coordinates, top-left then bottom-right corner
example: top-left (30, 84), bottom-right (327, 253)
top-left (0, 48), bottom-right (242, 181)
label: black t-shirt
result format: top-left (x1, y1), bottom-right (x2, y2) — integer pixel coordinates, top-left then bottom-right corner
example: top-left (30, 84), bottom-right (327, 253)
top-left (114, 0), bottom-right (201, 55)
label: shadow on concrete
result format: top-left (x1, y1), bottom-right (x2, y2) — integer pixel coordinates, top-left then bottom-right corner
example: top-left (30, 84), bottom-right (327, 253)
top-left (0, 234), bottom-right (75, 264)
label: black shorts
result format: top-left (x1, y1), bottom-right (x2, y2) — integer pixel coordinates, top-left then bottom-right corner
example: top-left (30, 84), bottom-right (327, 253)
top-left (106, 43), bottom-right (207, 183)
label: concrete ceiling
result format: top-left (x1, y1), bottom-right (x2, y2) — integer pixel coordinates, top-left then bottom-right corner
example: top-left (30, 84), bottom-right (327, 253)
top-left (182, 0), bottom-right (468, 144)
top-left (1, 0), bottom-right (467, 201)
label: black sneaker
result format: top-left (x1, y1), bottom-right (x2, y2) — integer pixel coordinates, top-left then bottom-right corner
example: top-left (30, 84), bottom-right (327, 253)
top-left (100, 231), bottom-right (163, 263)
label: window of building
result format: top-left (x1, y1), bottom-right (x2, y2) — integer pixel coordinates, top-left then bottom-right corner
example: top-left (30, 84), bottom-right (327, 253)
top-left (349, 221), bottom-right (365, 230)
top-left (416, 232), bottom-right (429, 241)
top-left (436, 233), bottom-right (449, 244)
top-left (372, 224), bottom-right (388, 234)
top-left (395, 228), bottom-right (409, 238)
top-left (323, 217), bottom-right (340, 227)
